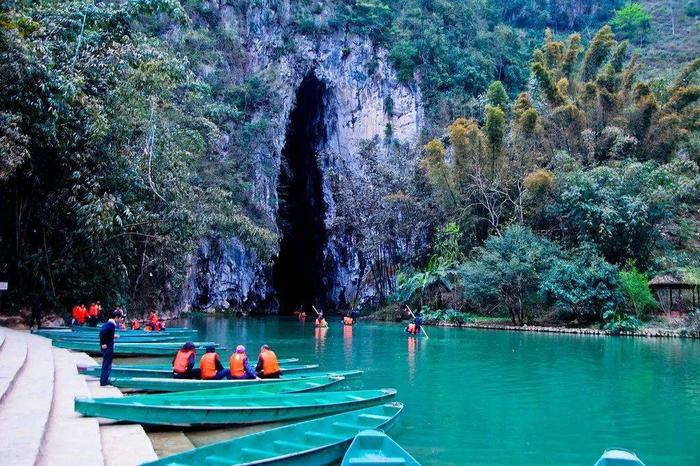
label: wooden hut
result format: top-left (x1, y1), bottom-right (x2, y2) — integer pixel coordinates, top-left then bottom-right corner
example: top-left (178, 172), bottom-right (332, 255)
top-left (649, 273), bottom-right (700, 313)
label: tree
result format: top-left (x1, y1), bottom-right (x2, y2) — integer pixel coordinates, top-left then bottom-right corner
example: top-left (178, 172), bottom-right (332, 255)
top-left (619, 263), bottom-right (657, 317)
top-left (611, 3), bottom-right (652, 42)
top-left (461, 225), bottom-right (558, 325)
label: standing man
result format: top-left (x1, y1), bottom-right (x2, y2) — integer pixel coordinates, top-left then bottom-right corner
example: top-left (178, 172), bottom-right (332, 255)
top-left (99, 309), bottom-right (124, 386)
top-left (30, 297), bottom-right (43, 329)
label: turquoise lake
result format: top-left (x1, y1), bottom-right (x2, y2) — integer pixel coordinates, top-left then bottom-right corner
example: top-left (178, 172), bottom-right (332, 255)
top-left (174, 316), bottom-right (700, 465)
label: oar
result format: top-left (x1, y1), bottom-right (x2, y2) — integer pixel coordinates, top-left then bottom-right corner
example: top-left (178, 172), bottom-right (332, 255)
top-left (405, 305), bottom-right (429, 339)
top-left (311, 305), bottom-right (321, 316)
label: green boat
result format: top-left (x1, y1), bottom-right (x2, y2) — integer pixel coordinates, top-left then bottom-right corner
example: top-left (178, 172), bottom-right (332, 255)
top-left (111, 370), bottom-right (364, 392)
top-left (52, 340), bottom-right (222, 356)
top-left (142, 402), bottom-right (404, 466)
top-left (341, 429), bottom-right (420, 465)
top-left (79, 363), bottom-right (319, 379)
top-left (39, 333), bottom-right (190, 344)
top-left (36, 326), bottom-right (198, 335)
top-left (593, 449), bottom-right (646, 466)
top-left (75, 388), bottom-right (396, 426)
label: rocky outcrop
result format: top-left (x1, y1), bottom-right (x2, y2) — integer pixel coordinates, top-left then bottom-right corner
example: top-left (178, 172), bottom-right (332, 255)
top-left (181, 1), bottom-right (423, 313)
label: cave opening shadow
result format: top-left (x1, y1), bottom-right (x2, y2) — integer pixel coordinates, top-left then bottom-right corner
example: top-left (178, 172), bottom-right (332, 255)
top-left (273, 73), bottom-right (328, 315)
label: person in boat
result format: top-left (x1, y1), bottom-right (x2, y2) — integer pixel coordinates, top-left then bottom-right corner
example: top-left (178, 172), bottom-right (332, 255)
top-left (158, 318), bottom-right (166, 330)
top-left (405, 322), bottom-right (418, 335)
top-left (148, 310), bottom-right (158, 328)
top-left (199, 345), bottom-right (229, 380)
top-left (315, 313), bottom-right (328, 328)
top-left (229, 345), bottom-right (259, 380)
top-left (255, 344), bottom-right (281, 379)
top-left (343, 315), bottom-right (354, 325)
top-left (131, 319), bottom-right (141, 330)
top-left (172, 342), bottom-right (198, 379)
top-left (414, 313), bottom-right (423, 333)
top-left (99, 309), bottom-right (124, 386)
top-left (350, 308), bottom-right (359, 323)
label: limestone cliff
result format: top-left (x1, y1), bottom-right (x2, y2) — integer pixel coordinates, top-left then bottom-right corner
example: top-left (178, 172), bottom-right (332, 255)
top-left (181, 0), bottom-right (423, 313)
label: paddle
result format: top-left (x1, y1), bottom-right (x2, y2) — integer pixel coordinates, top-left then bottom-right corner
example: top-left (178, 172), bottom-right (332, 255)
top-left (311, 305), bottom-right (321, 316)
top-left (405, 305), bottom-right (429, 339)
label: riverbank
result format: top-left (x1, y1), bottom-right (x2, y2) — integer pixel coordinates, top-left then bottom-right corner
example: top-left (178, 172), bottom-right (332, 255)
top-left (366, 306), bottom-right (700, 339)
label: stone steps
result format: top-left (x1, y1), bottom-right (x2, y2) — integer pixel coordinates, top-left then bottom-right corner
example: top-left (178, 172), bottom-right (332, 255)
top-left (37, 347), bottom-right (104, 466)
top-left (0, 328), bottom-right (29, 403)
top-left (0, 329), bottom-right (55, 466)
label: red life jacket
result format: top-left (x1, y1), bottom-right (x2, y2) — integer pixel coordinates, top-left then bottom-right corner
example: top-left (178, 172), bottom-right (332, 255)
top-left (229, 353), bottom-right (247, 378)
top-left (88, 304), bottom-right (98, 317)
top-left (173, 349), bottom-right (195, 374)
top-left (131, 321), bottom-right (141, 330)
top-left (200, 353), bottom-right (220, 379)
top-left (259, 349), bottom-right (280, 375)
top-left (407, 323), bottom-right (417, 334)
top-left (343, 316), bottom-right (353, 325)
top-left (149, 313), bottom-right (158, 325)
top-left (77, 306), bottom-right (87, 324)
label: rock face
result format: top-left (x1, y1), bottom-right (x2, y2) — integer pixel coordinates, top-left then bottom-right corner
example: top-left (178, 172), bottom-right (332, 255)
top-left (182, 1), bottom-right (423, 313)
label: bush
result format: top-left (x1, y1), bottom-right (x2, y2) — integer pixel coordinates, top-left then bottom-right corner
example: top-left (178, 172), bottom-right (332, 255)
top-left (610, 3), bottom-right (652, 41)
top-left (619, 264), bottom-right (657, 317)
top-left (603, 309), bottom-right (642, 333)
top-left (421, 308), bottom-right (470, 325)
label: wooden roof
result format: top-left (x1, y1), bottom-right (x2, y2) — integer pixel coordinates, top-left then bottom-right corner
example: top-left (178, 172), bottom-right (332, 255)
top-left (649, 272), bottom-right (700, 288)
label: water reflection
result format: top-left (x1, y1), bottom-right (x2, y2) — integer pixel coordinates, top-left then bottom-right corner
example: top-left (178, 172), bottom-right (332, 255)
top-left (407, 335), bottom-right (417, 383)
top-left (343, 324), bottom-right (353, 366)
top-left (314, 326), bottom-right (327, 354)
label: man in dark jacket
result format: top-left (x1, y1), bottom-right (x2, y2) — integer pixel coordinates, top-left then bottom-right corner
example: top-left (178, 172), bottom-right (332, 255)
top-left (99, 309), bottom-right (124, 386)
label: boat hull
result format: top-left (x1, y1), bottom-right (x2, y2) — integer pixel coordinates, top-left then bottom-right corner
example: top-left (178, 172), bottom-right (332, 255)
top-left (341, 429), bottom-right (420, 465)
top-left (74, 389), bottom-right (396, 426)
top-left (52, 340), bottom-right (220, 356)
top-left (110, 370), bottom-right (363, 392)
top-left (141, 402), bottom-right (404, 466)
top-left (80, 363), bottom-right (319, 379)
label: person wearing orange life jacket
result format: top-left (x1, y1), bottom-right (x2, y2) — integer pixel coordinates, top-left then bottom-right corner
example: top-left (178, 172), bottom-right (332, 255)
top-left (131, 319), bottom-right (141, 330)
top-left (71, 305), bottom-right (82, 326)
top-left (343, 315), bottom-right (353, 325)
top-left (88, 302), bottom-right (99, 327)
top-left (255, 344), bottom-right (281, 379)
top-left (199, 346), bottom-right (229, 380)
top-left (172, 342), bottom-right (198, 379)
top-left (78, 304), bottom-right (88, 325)
top-left (229, 345), bottom-right (258, 380)
top-left (405, 322), bottom-right (417, 335)
top-left (148, 311), bottom-right (158, 327)
top-left (315, 312), bottom-right (328, 328)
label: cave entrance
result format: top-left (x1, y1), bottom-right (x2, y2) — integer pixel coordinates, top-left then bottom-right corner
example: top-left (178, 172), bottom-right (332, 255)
top-left (273, 73), bottom-right (328, 315)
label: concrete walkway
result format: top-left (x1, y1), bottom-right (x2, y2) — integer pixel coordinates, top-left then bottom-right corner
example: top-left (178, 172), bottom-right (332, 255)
top-left (0, 327), bottom-right (157, 466)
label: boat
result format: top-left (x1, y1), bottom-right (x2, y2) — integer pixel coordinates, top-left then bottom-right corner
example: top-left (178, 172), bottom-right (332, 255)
top-left (593, 449), bottom-right (646, 466)
top-left (141, 402), bottom-right (404, 466)
top-left (110, 370), bottom-right (364, 392)
top-left (341, 429), bottom-right (420, 465)
top-left (37, 333), bottom-right (190, 344)
top-left (71, 326), bottom-right (199, 336)
top-left (78, 363), bottom-right (319, 379)
top-left (76, 357), bottom-right (300, 375)
top-left (52, 340), bottom-right (222, 356)
top-left (75, 388), bottom-right (396, 426)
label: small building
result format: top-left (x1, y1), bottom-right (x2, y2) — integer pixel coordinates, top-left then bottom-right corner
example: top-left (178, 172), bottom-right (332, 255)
top-left (649, 272), bottom-right (700, 313)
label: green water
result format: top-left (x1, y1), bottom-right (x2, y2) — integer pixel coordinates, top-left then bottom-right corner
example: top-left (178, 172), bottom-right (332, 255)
top-left (174, 316), bottom-right (700, 465)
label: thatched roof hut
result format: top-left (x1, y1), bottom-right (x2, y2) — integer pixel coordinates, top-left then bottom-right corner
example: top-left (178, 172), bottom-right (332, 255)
top-left (649, 270), bottom-right (700, 311)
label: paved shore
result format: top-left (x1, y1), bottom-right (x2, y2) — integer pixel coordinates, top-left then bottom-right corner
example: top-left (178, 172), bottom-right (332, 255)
top-left (0, 327), bottom-right (157, 466)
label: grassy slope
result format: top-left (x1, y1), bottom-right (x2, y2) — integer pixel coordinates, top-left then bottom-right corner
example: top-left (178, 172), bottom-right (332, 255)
top-left (637, 0), bottom-right (699, 76)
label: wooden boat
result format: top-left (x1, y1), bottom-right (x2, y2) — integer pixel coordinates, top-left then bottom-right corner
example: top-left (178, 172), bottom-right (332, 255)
top-left (341, 429), bottom-right (420, 465)
top-left (141, 402), bottom-right (404, 466)
top-left (52, 340), bottom-right (222, 356)
top-left (75, 388), bottom-right (396, 426)
top-left (79, 363), bottom-right (319, 379)
top-left (593, 449), bottom-right (646, 466)
top-left (38, 333), bottom-right (190, 343)
top-left (70, 326), bottom-right (198, 335)
top-left (110, 370), bottom-right (364, 392)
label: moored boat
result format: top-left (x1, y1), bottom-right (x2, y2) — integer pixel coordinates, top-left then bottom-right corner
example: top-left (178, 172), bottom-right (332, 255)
top-left (110, 370), bottom-right (363, 392)
top-left (141, 402), bottom-right (404, 466)
top-left (79, 363), bottom-right (319, 379)
top-left (593, 449), bottom-right (646, 466)
top-left (52, 340), bottom-right (222, 356)
top-left (76, 357), bottom-right (299, 375)
top-left (38, 333), bottom-right (190, 344)
top-left (341, 429), bottom-right (420, 465)
top-left (75, 388), bottom-right (397, 426)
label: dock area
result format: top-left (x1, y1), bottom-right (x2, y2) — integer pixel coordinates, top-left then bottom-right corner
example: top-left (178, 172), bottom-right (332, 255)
top-left (0, 327), bottom-right (157, 466)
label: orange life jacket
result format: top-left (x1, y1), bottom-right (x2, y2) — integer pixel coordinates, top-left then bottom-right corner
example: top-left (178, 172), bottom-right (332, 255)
top-left (173, 349), bottom-right (195, 374)
top-left (149, 313), bottom-right (158, 325)
top-left (131, 321), bottom-right (141, 330)
top-left (77, 306), bottom-right (87, 324)
top-left (72, 306), bottom-right (80, 320)
top-left (315, 318), bottom-right (327, 328)
top-left (229, 353), bottom-right (247, 378)
top-left (200, 353), bottom-right (220, 379)
top-left (407, 323), bottom-right (416, 334)
top-left (88, 304), bottom-right (99, 317)
top-left (343, 316), bottom-right (353, 325)
top-left (144, 325), bottom-right (152, 332)
top-left (259, 349), bottom-right (280, 375)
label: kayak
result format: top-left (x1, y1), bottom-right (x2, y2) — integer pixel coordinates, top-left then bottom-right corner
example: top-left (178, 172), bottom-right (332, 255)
top-left (79, 363), bottom-right (319, 379)
top-left (52, 340), bottom-right (222, 356)
top-left (75, 388), bottom-right (397, 426)
top-left (76, 357), bottom-right (300, 375)
top-left (593, 449), bottom-right (646, 466)
top-left (141, 402), bottom-right (404, 466)
top-left (110, 370), bottom-right (364, 392)
top-left (342, 429), bottom-right (420, 465)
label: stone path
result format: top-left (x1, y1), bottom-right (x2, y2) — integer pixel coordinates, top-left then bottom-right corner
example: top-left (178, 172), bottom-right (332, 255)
top-left (0, 327), bottom-right (157, 466)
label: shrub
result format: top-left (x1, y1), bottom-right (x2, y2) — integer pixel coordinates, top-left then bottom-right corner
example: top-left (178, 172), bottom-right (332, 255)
top-left (619, 264), bottom-right (657, 317)
top-left (610, 3), bottom-right (652, 41)
top-left (603, 309), bottom-right (642, 333)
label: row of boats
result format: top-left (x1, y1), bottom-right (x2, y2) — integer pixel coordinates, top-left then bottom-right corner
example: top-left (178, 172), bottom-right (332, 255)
top-left (33, 325), bottom-right (647, 466)
top-left (33, 325), bottom-right (422, 465)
